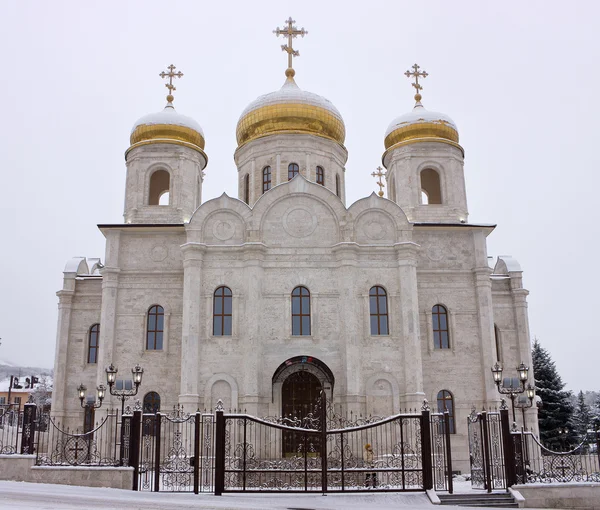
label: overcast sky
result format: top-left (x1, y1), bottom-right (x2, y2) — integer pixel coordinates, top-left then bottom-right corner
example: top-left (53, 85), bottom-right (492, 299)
top-left (1, 1), bottom-right (598, 391)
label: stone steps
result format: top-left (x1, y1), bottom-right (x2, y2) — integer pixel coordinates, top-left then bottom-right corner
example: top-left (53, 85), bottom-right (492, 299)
top-left (438, 492), bottom-right (518, 508)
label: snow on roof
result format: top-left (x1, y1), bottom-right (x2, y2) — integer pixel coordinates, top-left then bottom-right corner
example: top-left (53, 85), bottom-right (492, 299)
top-left (0, 376), bottom-right (53, 393)
top-left (385, 102), bottom-right (457, 138)
top-left (493, 255), bottom-right (523, 274)
top-left (131, 104), bottom-right (204, 137)
top-left (239, 76), bottom-right (344, 124)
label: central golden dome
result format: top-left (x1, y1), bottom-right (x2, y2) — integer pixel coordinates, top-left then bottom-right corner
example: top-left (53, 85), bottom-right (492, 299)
top-left (236, 70), bottom-right (345, 148)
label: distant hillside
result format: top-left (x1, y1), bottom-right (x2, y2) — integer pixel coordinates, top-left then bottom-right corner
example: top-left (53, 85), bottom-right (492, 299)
top-left (0, 363), bottom-right (53, 383)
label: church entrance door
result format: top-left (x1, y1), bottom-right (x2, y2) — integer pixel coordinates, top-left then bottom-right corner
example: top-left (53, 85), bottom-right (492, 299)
top-left (281, 370), bottom-right (322, 456)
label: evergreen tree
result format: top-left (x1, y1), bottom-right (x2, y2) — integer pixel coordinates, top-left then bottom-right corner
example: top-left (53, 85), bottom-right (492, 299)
top-left (571, 390), bottom-right (592, 440)
top-left (593, 394), bottom-right (600, 430)
top-left (532, 339), bottom-right (574, 449)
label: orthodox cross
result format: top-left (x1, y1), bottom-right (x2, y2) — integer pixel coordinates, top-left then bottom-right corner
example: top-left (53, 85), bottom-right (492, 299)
top-left (404, 63), bottom-right (428, 101)
top-left (274, 17), bottom-right (307, 73)
top-left (159, 64), bottom-right (184, 102)
top-left (371, 166), bottom-right (387, 197)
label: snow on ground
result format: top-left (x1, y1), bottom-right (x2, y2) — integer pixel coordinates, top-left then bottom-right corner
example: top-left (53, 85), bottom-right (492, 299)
top-left (0, 480), bottom-right (558, 510)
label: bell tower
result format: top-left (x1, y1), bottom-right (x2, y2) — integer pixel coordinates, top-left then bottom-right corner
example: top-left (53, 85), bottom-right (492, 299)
top-left (123, 65), bottom-right (207, 224)
top-left (382, 65), bottom-right (468, 223)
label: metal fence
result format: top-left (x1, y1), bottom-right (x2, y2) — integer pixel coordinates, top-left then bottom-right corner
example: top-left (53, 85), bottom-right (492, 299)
top-left (0, 405), bottom-right (24, 454)
top-left (513, 429), bottom-right (600, 484)
top-left (35, 408), bottom-right (121, 466)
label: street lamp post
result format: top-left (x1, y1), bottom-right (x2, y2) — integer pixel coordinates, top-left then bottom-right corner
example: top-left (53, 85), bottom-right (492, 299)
top-left (77, 383), bottom-right (106, 409)
top-left (491, 362), bottom-right (535, 423)
top-left (558, 427), bottom-right (569, 451)
top-left (105, 363), bottom-right (144, 417)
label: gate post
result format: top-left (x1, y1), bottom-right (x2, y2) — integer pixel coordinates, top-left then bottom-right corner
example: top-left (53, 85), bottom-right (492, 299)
top-left (320, 391), bottom-right (328, 493)
top-left (214, 401), bottom-right (225, 496)
top-left (130, 408), bottom-right (142, 491)
top-left (481, 411), bottom-right (492, 493)
top-left (500, 404), bottom-right (516, 487)
top-left (21, 400), bottom-right (37, 454)
top-left (153, 413), bottom-right (162, 492)
top-left (420, 403), bottom-right (433, 490)
top-left (444, 411), bottom-right (454, 494)
top-left (193, 412), bottom-right (200, 494)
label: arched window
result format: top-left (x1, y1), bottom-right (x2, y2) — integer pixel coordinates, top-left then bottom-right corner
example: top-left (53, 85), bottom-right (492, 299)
top-left (369, 286), bottom-right (389, 335)
top-left (288, 163), bottom-right (299, 181)
top-left (291, 286), bottom-right (311, 336)
top-left (143, 391), bottom-right (161, 436)
top-left (437, 390), bottom-right (455, 433)
top-left (335, 174), bottom-right (341, 197)
top-left (262, 166), bottom-right (272, 193)
top-left (494, 324), bottom-right (501, 362)
top-left (146, 305), bottom-right (164, 350)
top-left (316, 166), bottom-right (325, 185)
top-left (244, 174), bottom-right (250, 204)
top-left (432, 304), bottom-right (450, 349)
top-left (149, 169), bottom-right (170, 205)
top-left (213, 286), bottom-right (232, 336)
top-left (143, 391), bottom-right (161, 414)
top-left (420, 168), bottom-right (442, 204)
top-left (87, 324), bottom-right (100, 364)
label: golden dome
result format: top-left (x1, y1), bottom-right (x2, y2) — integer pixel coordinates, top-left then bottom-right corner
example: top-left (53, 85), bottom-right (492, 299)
top-left (236, 72), bottom-right (345, 148)
top-left (384, 101), bottom-right (460, 151)
top-left (127, 102), bottom-right (206, 157)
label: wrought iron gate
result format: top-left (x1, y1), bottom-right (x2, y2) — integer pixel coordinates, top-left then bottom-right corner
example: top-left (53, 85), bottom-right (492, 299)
top-left (467, 407), bottom-right (507, 491)
top-left (213, 398), bottom-right (451, 494)
top-left (136, 406), bottom-right (215, 492)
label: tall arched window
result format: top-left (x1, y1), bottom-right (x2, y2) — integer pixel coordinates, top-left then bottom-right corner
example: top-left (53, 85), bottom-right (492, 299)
top-left (262, 166), bottom-right (272, 193)
top-left (316, 166), bottom-right (325, 185)
top-left (149, 169), bottom-right (170, 205)
top-left (421, 168), bottom-right (442, 204)
top-left (213, 286), bottom-right (232, 336)
top-left (432, 304), bottom-right (450, 349)
top-left (335, 174), bottom-right (340, 197)
top-left (437, 390), bottom-right (455, 433)
top-left (288, 163), bottom-right (299, 181)
top-left (244, 174), bottom-right (250, 204)
top-left (146, 305), bottom-right (164, 350)
top-left (87, 324), bottom-right (100, 364)
top-left (369, 286), bottom-right (389, 335)
top-left (291, 286), bottom-right (311, 335)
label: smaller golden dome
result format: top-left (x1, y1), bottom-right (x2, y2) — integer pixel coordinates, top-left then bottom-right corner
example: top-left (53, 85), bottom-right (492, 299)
top-left (384, 102), bottom-right (459, 151)
top-left (236, 75), bottom-right (345, 148)
top-left (127, 102), bottom-right (206, 157)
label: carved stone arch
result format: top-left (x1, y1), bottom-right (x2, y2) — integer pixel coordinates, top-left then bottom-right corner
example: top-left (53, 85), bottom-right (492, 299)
top-left (199, 209), bottom-right (246, 245)
top-left (365, 373), bottom-right (400, 417)
top-left (204, 373), bottom-right (239, 412)
top-left (348, 192), bottom-right (411, 238)
top-left (256, 182), bottom-right (344, 247)
top-left (252, 173), bottom-right (347, 228)
top-left (271, 356), bottom-right (335, 415)
top-left (187, 192), bottom-right (252, 242)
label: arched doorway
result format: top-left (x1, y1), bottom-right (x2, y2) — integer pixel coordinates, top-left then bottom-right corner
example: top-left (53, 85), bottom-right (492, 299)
top-left (282, 371), bottom-right (322, 456)
top-left (272, 356), bottom-right (334, 456)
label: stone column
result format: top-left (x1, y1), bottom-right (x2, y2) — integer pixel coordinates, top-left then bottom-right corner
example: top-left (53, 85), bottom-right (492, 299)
top-left (179, 243), bottom-right (204, 410)
top-left (240, 245), bottom-right (266, 415)
top-left (52, 285), bottom-right (75, 421)
top-left (396, 243), bottom-right (425, 410)
top-left (96, 230), bottom-right (121, 403)
top-left (334, 244), bottom-right (363, 415)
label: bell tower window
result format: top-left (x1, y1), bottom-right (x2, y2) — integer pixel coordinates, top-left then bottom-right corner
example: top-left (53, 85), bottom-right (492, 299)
top-left (288, 163), bottom-right (299, 181)
top-left (244, 174), bottom-right (250, 204)
top-left (316, 166), bottom-right (325, 185)
top-left (262, 166), bottom-right (272, 193)
top-left (149, 170), bottom-right (170, 206)
top-left (420, 168), bottom-right (442, 204)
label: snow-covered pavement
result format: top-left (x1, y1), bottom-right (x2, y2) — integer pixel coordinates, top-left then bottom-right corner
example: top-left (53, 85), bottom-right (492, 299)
top-left (0, 480), bottom-right (557, 509)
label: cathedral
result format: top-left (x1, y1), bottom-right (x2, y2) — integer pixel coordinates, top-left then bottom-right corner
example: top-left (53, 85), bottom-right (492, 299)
top-left (51, 19), bottom-right (536, 468)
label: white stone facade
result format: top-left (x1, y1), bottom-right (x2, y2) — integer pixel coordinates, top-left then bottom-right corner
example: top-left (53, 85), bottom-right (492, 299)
top-left (52, 102), bottom-right (536, 473)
